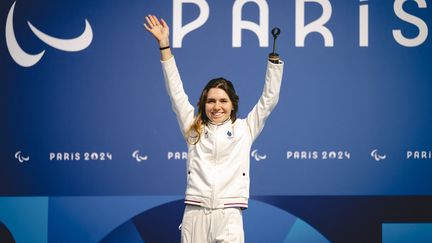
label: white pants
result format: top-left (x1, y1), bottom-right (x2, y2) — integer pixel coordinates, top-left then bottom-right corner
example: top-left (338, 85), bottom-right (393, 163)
top-left (180, 205), bottom-right (245, 243)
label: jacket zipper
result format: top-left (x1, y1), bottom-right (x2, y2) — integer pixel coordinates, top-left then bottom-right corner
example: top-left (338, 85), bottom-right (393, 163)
top-left (211, 125), bottom-right (218, 208)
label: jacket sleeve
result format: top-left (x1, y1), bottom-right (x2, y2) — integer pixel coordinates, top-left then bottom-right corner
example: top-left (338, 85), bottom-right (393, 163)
top-left (246, 60), bottom-right (284, 141)
top-left (161, 56), bottom-right (195, 137)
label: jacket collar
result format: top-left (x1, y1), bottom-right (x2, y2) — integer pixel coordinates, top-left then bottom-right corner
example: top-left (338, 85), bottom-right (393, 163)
top-left (207, 117), bottom-right (232, 130)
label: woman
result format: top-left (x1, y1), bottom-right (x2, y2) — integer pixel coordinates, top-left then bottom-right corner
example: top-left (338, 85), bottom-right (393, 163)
top-left (144, 14), bottom-right (284, 243)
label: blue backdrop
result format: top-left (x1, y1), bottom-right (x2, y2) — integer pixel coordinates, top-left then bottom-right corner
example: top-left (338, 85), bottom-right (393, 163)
top-left (1, 0), bottom-right (432, 242)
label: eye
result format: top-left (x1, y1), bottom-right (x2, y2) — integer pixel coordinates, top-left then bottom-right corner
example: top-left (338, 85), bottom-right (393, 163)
top-left (206, 99), bottom-right (215, 103)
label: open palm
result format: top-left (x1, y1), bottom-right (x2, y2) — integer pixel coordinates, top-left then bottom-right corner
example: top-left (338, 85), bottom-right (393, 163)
top-left (144, 15), bottom-right (169, 42)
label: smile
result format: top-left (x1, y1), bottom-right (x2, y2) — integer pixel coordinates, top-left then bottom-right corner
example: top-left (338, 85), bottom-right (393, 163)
top-left (211, 112), bottom-right (225, 117)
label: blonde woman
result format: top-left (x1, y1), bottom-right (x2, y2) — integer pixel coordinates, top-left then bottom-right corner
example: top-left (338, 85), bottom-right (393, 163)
top-left (144, 14), bottom-right (284, 243)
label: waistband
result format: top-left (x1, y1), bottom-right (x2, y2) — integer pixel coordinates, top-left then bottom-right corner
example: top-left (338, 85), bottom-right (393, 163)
top-left (185, 195), bottom-right (248, 209)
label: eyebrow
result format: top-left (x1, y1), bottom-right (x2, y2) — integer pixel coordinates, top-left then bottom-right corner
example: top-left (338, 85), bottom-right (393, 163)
top-left (206, 98), bottom-right (229, 101)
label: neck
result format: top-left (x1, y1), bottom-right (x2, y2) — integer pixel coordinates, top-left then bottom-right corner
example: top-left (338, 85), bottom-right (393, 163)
top-left (209, 116), bottom-right (231, 126)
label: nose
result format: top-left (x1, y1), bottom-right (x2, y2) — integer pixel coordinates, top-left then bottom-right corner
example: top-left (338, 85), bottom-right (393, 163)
top-left (213, 101), bottom-right (221, 110)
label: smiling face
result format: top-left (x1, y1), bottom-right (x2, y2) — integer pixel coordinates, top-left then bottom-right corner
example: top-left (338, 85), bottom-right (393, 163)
top-left (205, 88), bottom-right (233, 124)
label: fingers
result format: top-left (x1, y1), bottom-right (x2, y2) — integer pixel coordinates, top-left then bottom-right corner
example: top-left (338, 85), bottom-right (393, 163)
top-left (145, 15), bottom-right (154, 28)
top-left (143, 23), bottom-right (151, 32)
top-left (144, 14), bottom-right (167, 33)
top-left (148, 14), bottom-right (158, 27)
top-left (161, 18), bottom-right (169, 28)
top-left (152, 15), bottom-right (161, 26)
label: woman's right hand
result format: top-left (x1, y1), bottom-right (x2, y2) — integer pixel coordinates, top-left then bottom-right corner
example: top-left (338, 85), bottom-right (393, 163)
top-left (144, 14), bottom-right (170, 47)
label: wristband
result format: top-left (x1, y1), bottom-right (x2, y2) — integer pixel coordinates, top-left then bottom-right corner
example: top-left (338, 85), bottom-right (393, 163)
top-left (268, 53), bottom-right (280, 64)
top-left (159, 46), bottom-right (170, 50)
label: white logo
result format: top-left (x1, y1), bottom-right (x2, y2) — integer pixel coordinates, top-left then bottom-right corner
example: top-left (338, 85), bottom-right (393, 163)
top-left (6, 1), bottom-right (93, 67)
top-left (371, 149), bottom-right (386, 161)
top-left (15, 151), bottom-right (29, 163)
top-left (251, 149), bottom-right (267, 161)
top-left (132, 150), bottom-right (148, 162)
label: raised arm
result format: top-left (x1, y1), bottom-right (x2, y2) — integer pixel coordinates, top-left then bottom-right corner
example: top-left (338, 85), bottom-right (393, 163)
top-left (246, 57), bottom-right (284, 141)
top-left (143, 14), bottom-right (172, 61)
top-left (144, 15), bottom-right (194, 137)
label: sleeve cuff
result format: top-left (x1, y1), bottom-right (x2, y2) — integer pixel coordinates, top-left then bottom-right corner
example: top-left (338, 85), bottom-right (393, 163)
top-left (268, 59), bottom-right (284, 65)
top-left (267, 59), bottom-right (284, 66)
top-left (160, 55), bottom-right (175, 64)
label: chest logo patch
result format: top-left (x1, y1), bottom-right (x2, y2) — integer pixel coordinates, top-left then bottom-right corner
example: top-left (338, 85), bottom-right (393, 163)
top-left (227, 130), bottom-right (233, 139)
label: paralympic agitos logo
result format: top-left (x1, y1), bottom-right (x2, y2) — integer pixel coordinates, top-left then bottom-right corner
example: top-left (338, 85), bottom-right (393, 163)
top-left (5, 1), bottom-right (93, 67)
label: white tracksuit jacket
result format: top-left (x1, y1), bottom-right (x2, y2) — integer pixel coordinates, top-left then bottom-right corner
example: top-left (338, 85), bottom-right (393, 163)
top-left (161, 56), bottom-right (284, 209)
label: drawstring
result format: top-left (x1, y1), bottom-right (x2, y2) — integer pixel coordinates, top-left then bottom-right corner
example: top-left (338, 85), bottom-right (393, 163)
top-left (204, 207), bottom-right (212, 215)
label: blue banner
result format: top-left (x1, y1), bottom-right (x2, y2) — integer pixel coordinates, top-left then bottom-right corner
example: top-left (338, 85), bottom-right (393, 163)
top-left (1, 0), bottom-right (432, 242)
